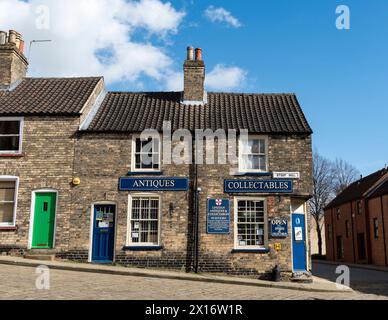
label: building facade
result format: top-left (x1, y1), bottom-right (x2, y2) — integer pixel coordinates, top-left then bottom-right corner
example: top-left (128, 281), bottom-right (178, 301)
top-left (0, 30), bottom-right (313, 279)
top-left (325, 168), bottom-right (388, 266)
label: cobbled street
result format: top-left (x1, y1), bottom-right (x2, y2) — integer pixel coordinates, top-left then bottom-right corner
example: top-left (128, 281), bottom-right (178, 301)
top-left (0, 264), bottom-right (387, 300)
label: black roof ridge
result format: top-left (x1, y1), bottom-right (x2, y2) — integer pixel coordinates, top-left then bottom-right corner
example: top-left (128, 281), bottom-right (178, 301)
top-left (23, 76), bottom-right (103, 81)
top-left (325, 167), bottom-right (388, 209)
top-left (104, 91), bottom-right (297, 96)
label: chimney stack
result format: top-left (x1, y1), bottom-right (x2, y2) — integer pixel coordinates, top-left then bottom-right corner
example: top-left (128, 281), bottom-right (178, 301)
top-left (0, 30), bottom-right (28, 88)
top-left (183, 46), bottom-right (205, 103)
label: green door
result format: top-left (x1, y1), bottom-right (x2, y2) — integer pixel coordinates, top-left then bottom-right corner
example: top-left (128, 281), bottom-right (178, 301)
top-left (32, 193), bottom-right (56, 249)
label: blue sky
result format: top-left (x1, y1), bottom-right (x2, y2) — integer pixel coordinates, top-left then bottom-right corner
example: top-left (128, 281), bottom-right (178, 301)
top-left (1, 0), bottom-right (387, 175)
top-left (160, 0), bottom-right (387, 175)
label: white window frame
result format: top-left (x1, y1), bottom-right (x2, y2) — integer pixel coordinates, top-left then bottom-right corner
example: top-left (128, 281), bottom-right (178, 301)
top-left (127, 193), bottom-right (161, 247)
top-left (0, 117), bottom-right (24, 154)
top-left (131, 133), bottom-right (161, 172)
top-left (234, 196), bottom-right (268, 250)
top-left (238, 135), bottom-right (268, 173)
top-left (0, 176), bottom-right (19, 227)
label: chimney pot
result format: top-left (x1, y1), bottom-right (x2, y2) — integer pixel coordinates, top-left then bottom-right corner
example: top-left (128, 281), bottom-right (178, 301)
top-left (187, 46), bottom-right (194, 61)
top-left (195, 48), bottom-right (202, 61)
top-left (8, 30), bottom-right (17, 44)
top-left (0, 31), bottom-right (6, 45)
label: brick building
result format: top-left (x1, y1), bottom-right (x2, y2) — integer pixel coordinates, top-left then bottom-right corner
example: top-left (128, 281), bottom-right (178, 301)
top-left (0, 30), bottom-right (313, 278)
top-left (325, 168), bottom-right (388, 266)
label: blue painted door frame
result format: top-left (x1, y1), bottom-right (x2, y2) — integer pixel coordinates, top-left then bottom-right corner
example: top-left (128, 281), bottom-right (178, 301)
top-left (291, 213), bottom-right (307, 271)
top-left (92, 204), bottom-right (116, 263)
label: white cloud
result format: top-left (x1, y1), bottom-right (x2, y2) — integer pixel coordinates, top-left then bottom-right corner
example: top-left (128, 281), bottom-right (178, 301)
top-left (204, 6), bottom-right (241, 28)
top-left (206, 64), bottom-right (247, 91)
top-left (0, 0), bottom-right (185, 84)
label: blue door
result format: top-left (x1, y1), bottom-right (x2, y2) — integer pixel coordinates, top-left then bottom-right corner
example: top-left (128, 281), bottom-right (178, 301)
top-left (92, 204), bottom-right (116, 263)
top-left (292, 213), bottom-right (307, 271)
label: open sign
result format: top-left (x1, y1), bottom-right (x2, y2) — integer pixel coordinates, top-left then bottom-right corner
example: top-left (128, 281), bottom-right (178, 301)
top-left (270, 218), bottom-right (288, 238)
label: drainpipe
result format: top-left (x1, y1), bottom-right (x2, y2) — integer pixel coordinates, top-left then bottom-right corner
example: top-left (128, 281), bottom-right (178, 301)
top-left (193, 163), bottom-right (199, 273)
top-left (190, 135), bottom-right (200, 274)
top-left (380, 196), bottom-right (388, 266)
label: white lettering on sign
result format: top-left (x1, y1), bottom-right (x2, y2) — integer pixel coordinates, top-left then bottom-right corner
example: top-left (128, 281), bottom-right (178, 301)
top-left (273, 172), bottom-right (300, 179)
top-left (133, 179), bottom-right (176, 189)
top-left (227, 180), bottom-right (291, 190)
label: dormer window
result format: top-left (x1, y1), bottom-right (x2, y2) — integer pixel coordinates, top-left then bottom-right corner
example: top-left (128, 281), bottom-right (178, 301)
top-left (238, 135), bottom-right (268, 173)
top-left (0, 118), bottom-right (23, 154)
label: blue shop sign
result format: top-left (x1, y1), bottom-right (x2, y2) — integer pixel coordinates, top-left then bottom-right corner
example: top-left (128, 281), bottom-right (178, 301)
top-left (271, 218), bottom-right (289, 238)
top-left (224, 179), bottom-right (293, 193)
top-left (119, 177), bottom-right (189, 191)
top-left (207, 199), bottom-right (230, 234)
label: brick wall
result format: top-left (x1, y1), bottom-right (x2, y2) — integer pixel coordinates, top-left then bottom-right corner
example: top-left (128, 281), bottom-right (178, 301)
top-left (0, 44), bottom-right (27, 87)
top-left (183, 60), bottom-right (205, 102)
top-left (0, 116), bottom-right (79, 250)
top-left (368, 195), bottom-right (388, 266)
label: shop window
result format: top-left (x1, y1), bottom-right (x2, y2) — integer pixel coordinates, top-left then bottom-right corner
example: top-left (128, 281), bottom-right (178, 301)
top-left (0, 118), bottom-right (23, 154)
top-left (0, 177), bottom-right (18, 227)
top-left (131, 135), bottom-right (160, 172)
top-left (128, 195), bottom-right (160, 246)
top-left (373, 218), bottom-right (379, 239)
top-left (238, 135), bottom-right (268, 172)
top-left (235, 198), bottom-right (267, 249)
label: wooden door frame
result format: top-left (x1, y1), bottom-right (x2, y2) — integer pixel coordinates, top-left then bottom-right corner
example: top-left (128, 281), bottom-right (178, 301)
top-left (28, 189), bottom-right (58, 249)
top-left (88, 202), bottom-right (117, 263)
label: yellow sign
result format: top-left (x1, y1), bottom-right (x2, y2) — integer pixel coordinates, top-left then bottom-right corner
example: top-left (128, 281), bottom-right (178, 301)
top-left (274, 243), bottom-right (282, 251)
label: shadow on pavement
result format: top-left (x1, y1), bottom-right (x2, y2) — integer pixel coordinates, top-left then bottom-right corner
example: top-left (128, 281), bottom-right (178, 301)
top-left (312, 261), bottom-right (388, 297)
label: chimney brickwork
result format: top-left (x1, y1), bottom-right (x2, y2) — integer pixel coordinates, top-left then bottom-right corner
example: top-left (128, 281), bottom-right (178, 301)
top-left (183, 46), bottom-right (205, 103)
top-left (0, 30), bottom-right (28, 88)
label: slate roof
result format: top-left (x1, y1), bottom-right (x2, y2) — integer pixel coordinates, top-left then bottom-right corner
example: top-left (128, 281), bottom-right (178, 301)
top-left (86, 92), bottom-right (312, 133)
top-left (0, 77), bottom-right (102, 115)
top-left (325, 168), bottom-right (388, 209)
top-left (368, 178), bottom-right (388, 199)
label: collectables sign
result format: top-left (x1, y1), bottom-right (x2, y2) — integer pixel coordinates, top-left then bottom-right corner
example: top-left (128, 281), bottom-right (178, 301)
top-left (224, 179), bottom-right (293, 193)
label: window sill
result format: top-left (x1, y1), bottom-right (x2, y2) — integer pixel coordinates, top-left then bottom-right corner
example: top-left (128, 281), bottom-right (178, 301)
top-left (127, 171), bottom-right (163, 176)
top-left (233, 172), bottom-right (272, 176)
top-left (0, 226), bottom-right (18, 231)
top-left (231, 248), bottom-right (270, 254)
top-left (123, 246), bottom-right (163, 251)
top-left (0, 153), bottom-right (24, 158)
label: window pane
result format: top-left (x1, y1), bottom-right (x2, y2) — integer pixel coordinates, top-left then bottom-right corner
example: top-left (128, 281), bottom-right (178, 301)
top-left (0, 121), bottom-right (19, 135)
top-left (237, 200), bottom-right (266, 248)
top-left (0, 203), bottom-right (14, 224)
top-left (135, 139), bottom-right (141, 152)
top-left (0, 136), bottom-right (19, 151)
top-left (0, 181), bottom-right (15, 202)
top-left (131, 197), bottom-right (159, 245)
top-left (240, 155), bottom-right (266, 171)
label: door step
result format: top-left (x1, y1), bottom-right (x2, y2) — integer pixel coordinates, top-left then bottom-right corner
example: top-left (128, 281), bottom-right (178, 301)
top-left (24, 254), bottom-right (56, 261)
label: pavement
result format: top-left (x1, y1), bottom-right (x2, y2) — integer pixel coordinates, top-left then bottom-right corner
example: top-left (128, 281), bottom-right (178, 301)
top-left (0, 255), bottom-right (343, 293)
top-left (0, 256), bottom-right (387, 300)
top-left (312, 260), bottom-right (388, 296)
